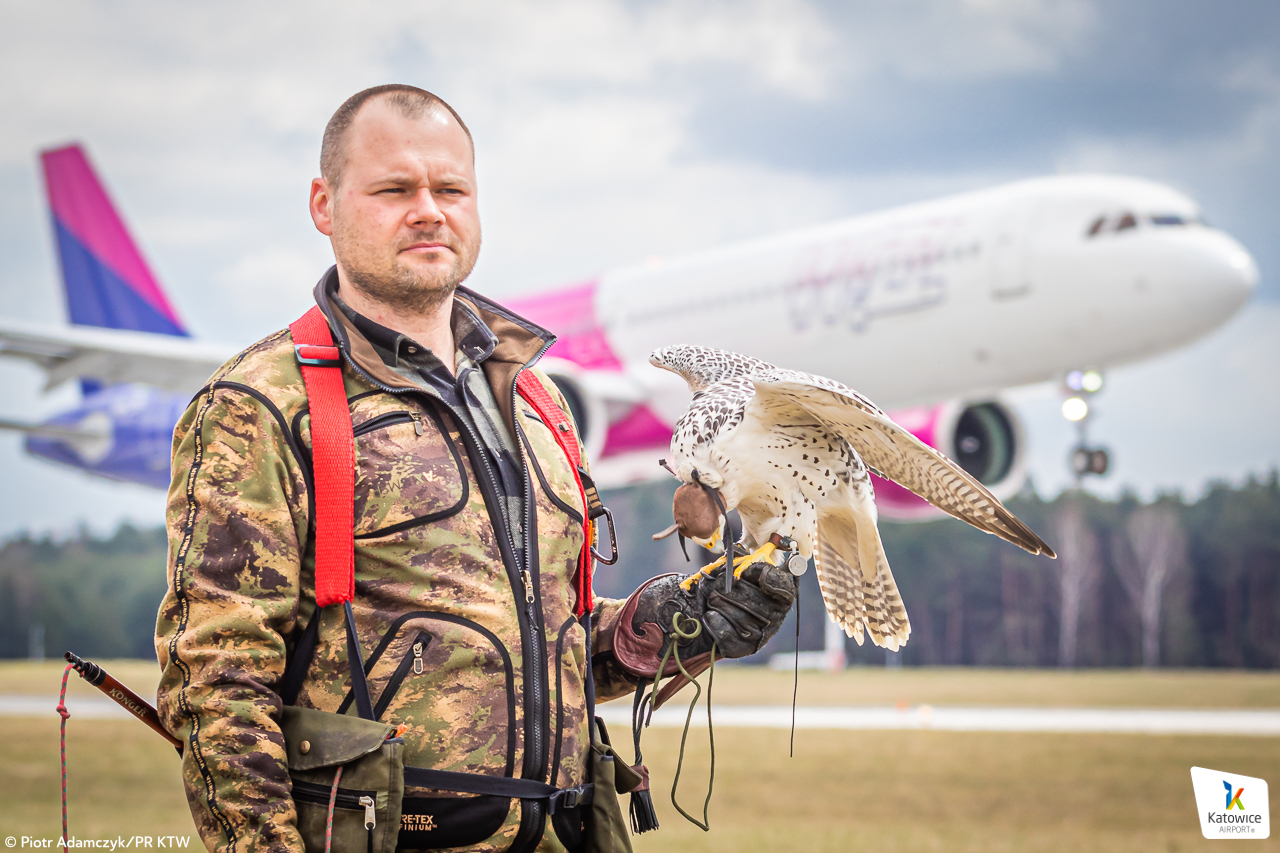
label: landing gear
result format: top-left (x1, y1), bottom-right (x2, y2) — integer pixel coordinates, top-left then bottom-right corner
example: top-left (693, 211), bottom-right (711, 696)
top-left (1069, 445), bottom-right (1109, 477)
top-left (1062, 369), bottom-right (1111, 483)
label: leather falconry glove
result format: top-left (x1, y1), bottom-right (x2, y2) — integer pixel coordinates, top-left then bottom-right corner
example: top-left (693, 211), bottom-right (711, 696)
top-left (613, 560), bottom-right (797, 707)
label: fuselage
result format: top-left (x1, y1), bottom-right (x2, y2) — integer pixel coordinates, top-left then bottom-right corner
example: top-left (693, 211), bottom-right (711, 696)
top-left (597, 174), bottom-right (1253, 415)
top-left (17, 171), bottom-right (1257, 495)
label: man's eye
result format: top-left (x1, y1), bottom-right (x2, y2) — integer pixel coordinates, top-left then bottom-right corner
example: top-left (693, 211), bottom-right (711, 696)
top-left (377, 187), bottom-right (405, 195)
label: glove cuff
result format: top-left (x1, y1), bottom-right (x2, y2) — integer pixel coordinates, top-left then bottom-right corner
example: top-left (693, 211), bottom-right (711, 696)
top-left (612, 573), bottom-right (684, 678)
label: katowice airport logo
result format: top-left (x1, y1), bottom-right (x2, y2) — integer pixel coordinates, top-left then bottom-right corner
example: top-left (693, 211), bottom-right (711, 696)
top-left (1191, 767), bottom-right (1270, 839)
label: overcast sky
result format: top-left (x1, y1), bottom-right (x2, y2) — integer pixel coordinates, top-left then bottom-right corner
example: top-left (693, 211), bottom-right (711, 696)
top-left (1, 0), bottom-right (1277, 537)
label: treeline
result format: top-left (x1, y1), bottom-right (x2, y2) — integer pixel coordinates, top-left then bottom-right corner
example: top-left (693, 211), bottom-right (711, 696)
top-left (2, 474), bottom-right (1278, 667)
top-left (0, 523), bottom-right (169, 661)
top-left (595, 473), bottom-right (1280, 669)
top-left (865, 473), bottom-right (1280, 668)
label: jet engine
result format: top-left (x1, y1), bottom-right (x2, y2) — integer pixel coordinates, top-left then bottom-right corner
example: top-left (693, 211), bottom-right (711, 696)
top-left (535, 357), bottom-right (635, 463)
top-left (874, 399), bottom-right (1028, 521)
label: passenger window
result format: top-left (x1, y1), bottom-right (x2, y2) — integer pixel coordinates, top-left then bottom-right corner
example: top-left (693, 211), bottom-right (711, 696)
top-left (1150, 214), bottom-right (1185, 226)
top-left (1115, 212), bottom-right (1137, 232)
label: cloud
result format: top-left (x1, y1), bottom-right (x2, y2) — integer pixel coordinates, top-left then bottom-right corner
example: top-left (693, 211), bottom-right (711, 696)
top-left (1, 0), bottom-right (1278, 536)
top-left (0, 0), bottom-right (857, 336)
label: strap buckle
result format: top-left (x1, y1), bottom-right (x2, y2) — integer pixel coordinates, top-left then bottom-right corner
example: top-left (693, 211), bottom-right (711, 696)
top-left (590, 505), bottom-right (619, 565)
top-left (576, 465), bottom-right (618, 565)
top-left (548, 784), bottom-right (593, 813)
top-left (295, 344), bottom-right (342, 367)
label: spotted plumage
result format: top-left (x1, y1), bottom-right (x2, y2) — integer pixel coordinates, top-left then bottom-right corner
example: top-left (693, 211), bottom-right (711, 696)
top-left (650, 345), bottom-right (1056, 651)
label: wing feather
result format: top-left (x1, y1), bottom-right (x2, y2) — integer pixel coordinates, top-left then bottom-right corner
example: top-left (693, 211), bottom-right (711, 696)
top-left (749, 369), bottom-right (1055, 558)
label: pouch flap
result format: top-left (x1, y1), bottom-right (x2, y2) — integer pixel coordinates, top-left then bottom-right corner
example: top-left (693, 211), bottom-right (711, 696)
top-left (592, 739), bottom-right (643, 794)
top-left (281, 705), bottom-right (395, 771)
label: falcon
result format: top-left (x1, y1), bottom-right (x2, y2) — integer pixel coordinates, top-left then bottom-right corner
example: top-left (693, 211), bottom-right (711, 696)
top-left (650, 345), bottom-right (1056, 651)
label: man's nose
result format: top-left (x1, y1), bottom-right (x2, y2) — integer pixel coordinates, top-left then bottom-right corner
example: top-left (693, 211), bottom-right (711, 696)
top-left (407, 188), bottom-right (444, 226)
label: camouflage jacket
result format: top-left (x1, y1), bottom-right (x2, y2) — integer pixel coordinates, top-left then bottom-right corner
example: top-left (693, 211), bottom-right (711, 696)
top-left (155, 271), bottom-right (636, 853)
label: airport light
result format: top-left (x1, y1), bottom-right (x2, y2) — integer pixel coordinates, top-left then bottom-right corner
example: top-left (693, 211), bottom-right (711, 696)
top-left (1066, 369), bottom-right (1104, 394)
top-left (1062, 397), bottom-right (1089, 422)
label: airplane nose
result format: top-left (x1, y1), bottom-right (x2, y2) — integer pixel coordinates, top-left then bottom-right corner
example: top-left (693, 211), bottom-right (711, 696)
top-left (1224, 242), bottom-right (1259, 291)
top-left (1206, 232), bottom-right (1258, 310)
top-left (1169, 229), bottom-right (1257, 320)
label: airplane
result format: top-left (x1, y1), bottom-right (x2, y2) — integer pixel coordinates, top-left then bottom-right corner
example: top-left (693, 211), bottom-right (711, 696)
top-left (0, 144), bottom-right (1258, 522)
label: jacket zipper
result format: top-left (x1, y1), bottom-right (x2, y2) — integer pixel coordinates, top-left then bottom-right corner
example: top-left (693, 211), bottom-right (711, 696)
top-left (508, 345), bottom-right (555, 850)
top-left (352, 410), bottom-right (423, 437)
top-left (372, 631), bottom-right (431, 720)
top-left (450, 365), bottom-right (547, 775)
top-left (338, 343), bottom-right (553, 847)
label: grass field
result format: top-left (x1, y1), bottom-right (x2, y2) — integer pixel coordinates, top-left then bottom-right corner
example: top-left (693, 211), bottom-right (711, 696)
top-left (2, 661), bottom-right (1276, 851)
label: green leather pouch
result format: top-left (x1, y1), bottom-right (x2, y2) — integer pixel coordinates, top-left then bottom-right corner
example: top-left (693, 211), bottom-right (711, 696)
top-left (584, 718), bottom-right (640, 853)
top-left (281, 705), bottom-right (405, 853)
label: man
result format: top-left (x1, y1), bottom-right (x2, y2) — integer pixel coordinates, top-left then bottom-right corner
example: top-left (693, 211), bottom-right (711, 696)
top-left (155, 84), bottom-right (795, 853)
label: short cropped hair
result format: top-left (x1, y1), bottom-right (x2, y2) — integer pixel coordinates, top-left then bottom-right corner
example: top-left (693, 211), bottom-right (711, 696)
top-left (320, 84), bottom-right (473, 188)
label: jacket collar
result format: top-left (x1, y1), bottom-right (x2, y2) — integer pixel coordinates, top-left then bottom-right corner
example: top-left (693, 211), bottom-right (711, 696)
top-left (310, 266), bottom-right (557, 433)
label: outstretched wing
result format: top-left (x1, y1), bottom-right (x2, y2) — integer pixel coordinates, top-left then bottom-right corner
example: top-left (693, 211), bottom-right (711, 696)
top-left (748, 369), bottom-right (1056, 558)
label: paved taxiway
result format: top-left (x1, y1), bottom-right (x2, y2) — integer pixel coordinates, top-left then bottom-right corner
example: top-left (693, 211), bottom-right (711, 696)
top-left (5, 696), bottom-right (1274, 736)
top-left (599, 704), bottom-right (1280, 736)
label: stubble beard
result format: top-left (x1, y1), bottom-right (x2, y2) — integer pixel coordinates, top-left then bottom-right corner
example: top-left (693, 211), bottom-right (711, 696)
top-left (337, 228), bottom-right (481, 316)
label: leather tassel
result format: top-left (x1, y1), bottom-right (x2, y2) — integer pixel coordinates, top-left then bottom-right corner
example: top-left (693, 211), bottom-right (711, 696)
top-left (629, 765), bottom-right (659, 834)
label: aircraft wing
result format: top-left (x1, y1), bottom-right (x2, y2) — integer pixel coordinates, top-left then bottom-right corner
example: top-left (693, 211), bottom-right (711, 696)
top-left (0, 317), bottom-right (235, 393)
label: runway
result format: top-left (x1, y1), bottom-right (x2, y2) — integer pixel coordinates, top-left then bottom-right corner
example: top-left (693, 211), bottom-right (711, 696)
top-left (598, 703), bottom-right (1280, 736)
top-left (8, 695), bottom-right (1276, 736)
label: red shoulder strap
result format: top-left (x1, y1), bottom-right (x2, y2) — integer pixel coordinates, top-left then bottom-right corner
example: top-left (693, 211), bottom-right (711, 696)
top-left (289, 306), bottom-right (355, 608)
top-left (515, 371), bottom-right (594, 617)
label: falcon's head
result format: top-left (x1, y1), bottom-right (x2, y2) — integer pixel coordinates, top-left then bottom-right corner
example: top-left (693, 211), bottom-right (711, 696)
top-left (649, 345), bottom-right (774, 393)
top-left (652, 481), bottom-right (726, 550)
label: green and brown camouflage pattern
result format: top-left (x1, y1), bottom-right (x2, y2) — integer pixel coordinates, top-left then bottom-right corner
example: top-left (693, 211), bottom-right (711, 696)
top-left (155, 280), bottom-right (636, 853)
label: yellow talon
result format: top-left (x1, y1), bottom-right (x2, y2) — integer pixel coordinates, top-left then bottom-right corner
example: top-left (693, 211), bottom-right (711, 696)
top-left (681, 542), bottom-right (780, 590)
top-left (679, 553), bottom-right (728, 590)
top-left (731, 542), bottom-right (777, 578)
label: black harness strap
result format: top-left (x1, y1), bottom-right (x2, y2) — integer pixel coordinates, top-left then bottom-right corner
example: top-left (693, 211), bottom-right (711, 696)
top-left (279, 609), bottom-right (322, 707)
top-left (402, 766), bottom-right (592, 812)
top-left (343, 601), bottom-right (375, 721)
top-left (280, 328), bottom-right (607, 830)
top-left (691, 469), bottom-right (737, 594)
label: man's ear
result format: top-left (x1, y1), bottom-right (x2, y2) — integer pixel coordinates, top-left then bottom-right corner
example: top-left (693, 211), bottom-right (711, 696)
top-left (309, 178), bottom-right (335, 236)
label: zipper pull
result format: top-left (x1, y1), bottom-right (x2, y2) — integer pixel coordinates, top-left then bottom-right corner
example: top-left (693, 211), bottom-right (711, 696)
top-left (359, 795), bottom-right (376, 829)
top-left (521, 570), bottom-right (535, 604)
top-left (410, 412), bottom-right (424, 435)
top-left (412, 640), bottom-right (424, 675)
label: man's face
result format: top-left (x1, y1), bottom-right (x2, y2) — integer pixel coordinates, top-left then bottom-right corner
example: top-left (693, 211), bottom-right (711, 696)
top-left (310, 99), bottom-right (480, 314)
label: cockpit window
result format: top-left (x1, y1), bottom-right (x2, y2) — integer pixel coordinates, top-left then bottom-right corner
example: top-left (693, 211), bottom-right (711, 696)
top-left (1087, 210), bottom-right (1196, 237)
top-left (1086, 211), bottom-right (1140, 238)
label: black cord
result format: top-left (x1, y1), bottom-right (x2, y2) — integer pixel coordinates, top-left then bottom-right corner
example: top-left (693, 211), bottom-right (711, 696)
top-left (791, 578), bottom-right (800, 758)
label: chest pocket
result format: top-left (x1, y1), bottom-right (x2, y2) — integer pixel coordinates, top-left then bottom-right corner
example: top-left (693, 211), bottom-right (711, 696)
top-left (350, 402), bottom-right (469, 539)
top-left (518, 406), bottom-right (586, 525)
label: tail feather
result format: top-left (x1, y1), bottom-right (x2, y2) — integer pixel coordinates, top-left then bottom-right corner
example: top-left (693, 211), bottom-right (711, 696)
top-left (816, 513), bottom-right (910, 650)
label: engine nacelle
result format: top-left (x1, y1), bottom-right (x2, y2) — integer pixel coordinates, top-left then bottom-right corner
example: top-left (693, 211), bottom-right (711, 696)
top-left (875, 399), bottom-right (1027, 521)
